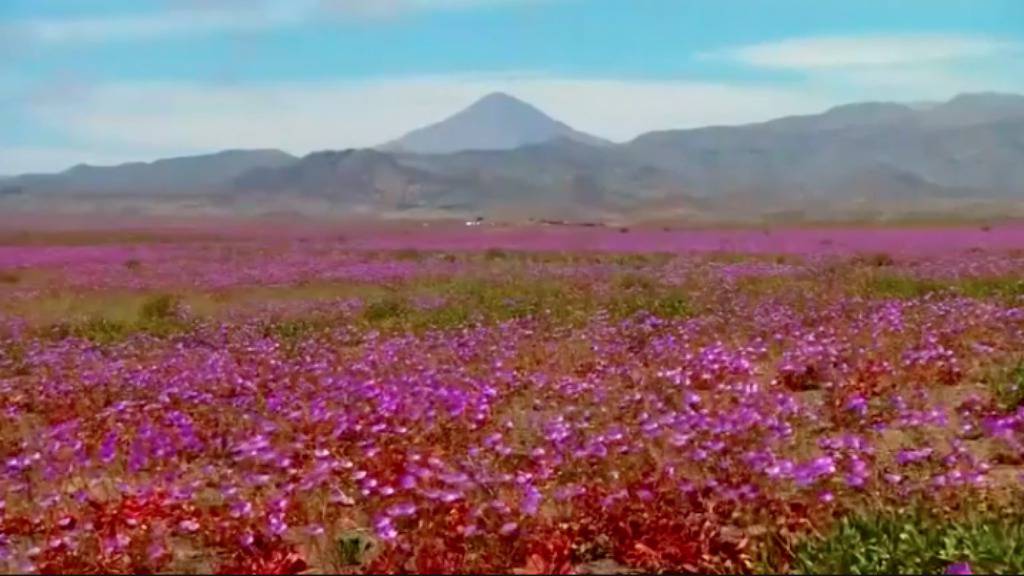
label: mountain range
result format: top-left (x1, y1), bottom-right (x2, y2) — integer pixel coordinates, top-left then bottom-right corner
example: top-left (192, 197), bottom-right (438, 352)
top-left (3, 91), bottom-right (1024, 222)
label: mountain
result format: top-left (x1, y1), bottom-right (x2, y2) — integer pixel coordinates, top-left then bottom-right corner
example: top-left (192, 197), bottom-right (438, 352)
top-left (4, 92), bottom-right (1024, 221)
top-left (919, 92), bottom-right (1024, 127)
top-left (232, 149), bottom-right (457, 211)
top-left (625, 92), bottom-right (1024, 202)
top-left (7, 149), bottom-right (296, 195)
top-left (380, 92), bottom-right (610, 154)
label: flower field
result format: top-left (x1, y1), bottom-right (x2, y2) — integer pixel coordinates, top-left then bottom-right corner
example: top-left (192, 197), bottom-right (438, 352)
top-left (2, 225), bottom-right (1024, 573)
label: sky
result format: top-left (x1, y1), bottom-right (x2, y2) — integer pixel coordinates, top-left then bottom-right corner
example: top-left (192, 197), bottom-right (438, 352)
top-left (1, 0), bottom-right (1022, 174)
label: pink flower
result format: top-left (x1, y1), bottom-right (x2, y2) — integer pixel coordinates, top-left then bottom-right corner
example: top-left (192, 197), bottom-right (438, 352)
top-left (945, 562), bottom-right (972, 575)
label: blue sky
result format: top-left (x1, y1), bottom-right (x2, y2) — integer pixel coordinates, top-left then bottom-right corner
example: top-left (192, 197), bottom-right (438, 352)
top-left (1, 0), bottom-right (1022, 173)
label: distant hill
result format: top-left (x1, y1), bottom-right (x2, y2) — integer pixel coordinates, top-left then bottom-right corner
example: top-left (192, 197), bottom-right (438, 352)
top-left (232, 149), bottom-right (459, 211)
top-left (9, 149), bottom-right (296, 195)
top-left (380, 92), bottom-right (610, 154)
top-left (625, 92), bottom-right (1024, 202)
top-left (5, 92), bottom-right (1024, 221)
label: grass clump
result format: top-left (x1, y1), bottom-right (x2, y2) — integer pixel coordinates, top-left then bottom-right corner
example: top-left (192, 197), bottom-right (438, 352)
top-left (608, 273), bottom-right (693, 320)
top-left (989, 360), bottom-right (1024, 411)
top-left (792, 504), bottom-right (1024, 575)
top-left (136, 294), bottom-right (186, 336)
top-left (55, 317), bottom-right (130, 345)
top-left (139, 294), bottom-right (180, 323)
top-left (43, 293), bottom-right (187, 344)
top-left (859, 275), bottom-right (944, 299)
top-left (361, 294), bottom-right (412, 324)
top-left (956, 277), bottom-right (1024, 301)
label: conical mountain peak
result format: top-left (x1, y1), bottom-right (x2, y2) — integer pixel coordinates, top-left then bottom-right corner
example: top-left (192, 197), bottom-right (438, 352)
top-left (381, 92), bottom-right (609, 154)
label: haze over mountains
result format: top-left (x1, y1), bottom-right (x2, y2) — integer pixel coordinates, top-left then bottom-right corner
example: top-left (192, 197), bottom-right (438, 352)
top-left (3, 91), bottom-right (1024, 222)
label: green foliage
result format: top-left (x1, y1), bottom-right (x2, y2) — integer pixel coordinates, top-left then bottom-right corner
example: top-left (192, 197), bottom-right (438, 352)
top-left (43, 293), bottom-right (187, 344)
top-left (647, 291), bottom-right (693, 319)
top-left (990, 360), bottom-right (1024, 411)
top-left (793, 505), bottom-right (1024, 574)
top-left (139, 294), bottom-right (180, 323)
top-left (361, 294), bottom-right (412, 324)
top-left (136, 294), bottom-right (186, 336)
top-left (609, 274), bottom-right (693, 320)
top-left (447, 278), bottom-right (579, 323)
top-left (614, 273), bottom-right (657, 292)
top-left (956, 277), bottom-right (1024, 301)
top-left (335, 531), bottom-right (379, 567)
top-left (62, 317), bottom-right (130, 345)
top-left (860, 275), bottom-right (944, 299)
top-left (263, 317), bottom-right (339, 348)
top-left (410, 304), bottom-right (473, 332)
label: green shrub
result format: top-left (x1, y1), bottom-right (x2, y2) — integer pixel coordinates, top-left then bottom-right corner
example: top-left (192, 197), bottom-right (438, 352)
top-left (362, 295), bottom-right (411, 324)
top-left (69, 317), bottom-right (130, 344)
top-left (648, 292), bottom-right (693, 319)
top-left (614, 273), bottom-right (657, 292)
top-left (956, 278), bottom-right (1024, 301)
top-left (139, 294), bottom-right (181, 323)
top-left (413, 305), bottom-right (473, 332)
top-left (860, 275), bottom-right (944, 299)
top-left (990, 360), bottom-right (1024, 411)
top-left (793, 505), bottom-right (1024, 574)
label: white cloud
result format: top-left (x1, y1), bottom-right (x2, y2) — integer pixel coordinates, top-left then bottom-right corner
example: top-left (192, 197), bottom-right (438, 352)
top-left (3, 0), bottom-right (543, 44)
top-left (703, 34), bottom-right (1021, 70)
top-left (8, 8), bottom-right (303, 44)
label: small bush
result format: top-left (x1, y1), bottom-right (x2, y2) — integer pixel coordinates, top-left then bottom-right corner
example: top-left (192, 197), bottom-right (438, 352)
top-left (124, 259), bottom-right (143, 271)
top-left (412, 304), bottom-right (473, 332)
top-left (335, 531), bottom-right (379, 567)
top-left (957, 278), bottom-right (1024, 301)
top-left (0, 270), bottom-right (19, 284)
top-left (362, 295), bottom-right (411, 324)
top-left (991, 360), bottom-right (1024, 411)
top-left (71, 318), bottom-right (130, 344)
top-left (861, 275), bottom-right (943, 299)
top-left (139, 294), bottom-right (181, 323)
top-left (793, 505), bottom-right (1024, 575)
top-left (649, 292), bottom-right (693, 319)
